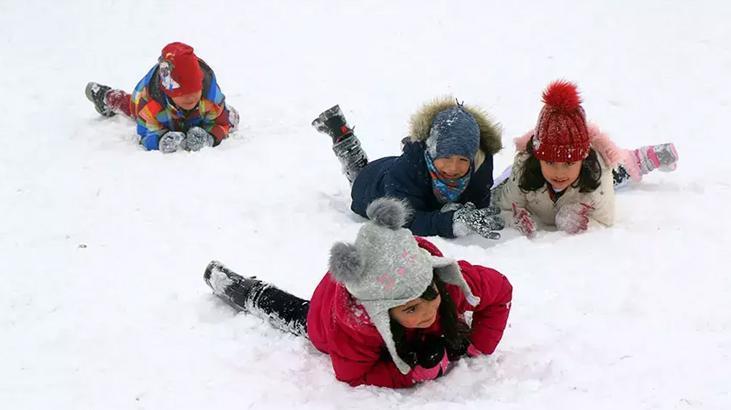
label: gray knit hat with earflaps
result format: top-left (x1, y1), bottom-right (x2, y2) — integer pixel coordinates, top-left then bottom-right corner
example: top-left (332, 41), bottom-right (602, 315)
top-left (328, 197), bottom-right (480, 374)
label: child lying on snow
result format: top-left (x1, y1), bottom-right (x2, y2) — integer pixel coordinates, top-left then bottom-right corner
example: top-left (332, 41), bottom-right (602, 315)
top-left (311, 98), bottom-right (505, 240)
top-left (491, 80), bottom-right (679, 236)
top-left (204, 198), bottom-right (512, 388)
top-left (85, 42), bottom-right (238, 153)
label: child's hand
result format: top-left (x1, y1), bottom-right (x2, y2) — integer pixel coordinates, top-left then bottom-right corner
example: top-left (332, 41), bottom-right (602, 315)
top-left (183, 127), bottom-right (214, 152)
top-left (453, 202), bottom-right (505, 240)
top-left (511, 203), bottom-right (536, 238)
top-left (555, 203), bottom-right (594, 234)
top-left (410, 335), bottom-right (450, 382)
top-left (466, 344), bottom-right (482, 357)
top-left (159, 131), bottom-right (185, 153)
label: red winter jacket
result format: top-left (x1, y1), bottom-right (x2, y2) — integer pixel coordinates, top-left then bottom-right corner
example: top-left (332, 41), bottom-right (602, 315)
top-left (306, 237), bottom-right (513, 388)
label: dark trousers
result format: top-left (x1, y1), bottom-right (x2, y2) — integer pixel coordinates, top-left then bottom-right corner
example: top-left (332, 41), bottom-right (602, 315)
top-left (223, 279), bottom-right (310, 337)
top-left (612, 164), bottom-right (633, 189)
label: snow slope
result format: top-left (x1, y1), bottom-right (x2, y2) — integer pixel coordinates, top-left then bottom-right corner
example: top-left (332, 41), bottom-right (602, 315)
top-left (1, 1), bottom-right (730, 409)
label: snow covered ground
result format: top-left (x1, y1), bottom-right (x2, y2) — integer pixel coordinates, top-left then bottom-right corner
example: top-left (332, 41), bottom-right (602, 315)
top-left (2, 0), bottom-right (730, 408)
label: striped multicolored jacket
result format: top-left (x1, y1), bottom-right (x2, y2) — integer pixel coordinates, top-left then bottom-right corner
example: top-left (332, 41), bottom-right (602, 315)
top-left (130, 60), bottom-right (236, 150)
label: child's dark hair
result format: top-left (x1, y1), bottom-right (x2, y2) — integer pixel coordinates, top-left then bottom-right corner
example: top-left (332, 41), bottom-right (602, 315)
top-left (518, 136), bottom-right (602, 193)
top-left (389, 274), bottom-right (471, 366)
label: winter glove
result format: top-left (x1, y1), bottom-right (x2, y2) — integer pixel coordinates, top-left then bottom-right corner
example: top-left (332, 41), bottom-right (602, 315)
top-left (555, 202), bottom-right (594, 234)
top-left (183, 126), bottom-right (214, 152)
top-left (453, 202), bottom-right (504, 240)
top-left (158, 131), bottom-right (185, 154)
top-left (416, 335), bottom-right (447, 368)
top-left (466, 344), bottom-right (483, 357)
top-left (512, 203), bottom-right (536, 238)
top-left (411, 336), bottom-right (450, 382)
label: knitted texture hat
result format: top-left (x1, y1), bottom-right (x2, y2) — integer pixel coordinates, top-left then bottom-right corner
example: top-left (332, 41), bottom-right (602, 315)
top-left (533, 81), bottom-right (590, 162)
top-left (158, 42), bottom-right (204, 98)
top-left (328, 198), bottom-right (480, 374)
top-left (425, 106), bottom-right (480, 161)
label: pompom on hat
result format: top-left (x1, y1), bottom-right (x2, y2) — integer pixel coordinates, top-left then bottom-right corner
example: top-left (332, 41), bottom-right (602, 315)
top-left (328, 198), bottom-right (480, 374)
top-left (532, 80), bottom-right (590, 162)
top-left (157, 42), bottom-right (204, 98)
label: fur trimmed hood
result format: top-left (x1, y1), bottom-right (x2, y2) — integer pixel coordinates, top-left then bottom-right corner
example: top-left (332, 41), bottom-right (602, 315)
top-left (408, 96), bottom-right (503, 155)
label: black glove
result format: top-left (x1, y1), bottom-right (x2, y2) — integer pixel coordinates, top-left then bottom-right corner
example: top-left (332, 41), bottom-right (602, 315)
top-left (416, 335), bottom-right (447, 368)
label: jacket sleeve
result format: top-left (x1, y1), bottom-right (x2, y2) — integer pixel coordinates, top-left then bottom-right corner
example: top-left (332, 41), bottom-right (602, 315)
top-left (492, 153), bottom-right (529, 211)
top-left (585, 158), bottom-right (616, 227)
top-left (383, 154), bottom-right (457, 238)
top-left (199, 99), bottom-right (233, 145)
top-left (458, 261), bottom-right (513, 355)
top-left (135, 100), bottom-right (168, 151)
top-left (328, 324), bottom-right (416, 388)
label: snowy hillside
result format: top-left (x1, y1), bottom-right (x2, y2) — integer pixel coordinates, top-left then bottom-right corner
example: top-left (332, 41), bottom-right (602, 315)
top-left (1, 1), bottom-right (730, 409)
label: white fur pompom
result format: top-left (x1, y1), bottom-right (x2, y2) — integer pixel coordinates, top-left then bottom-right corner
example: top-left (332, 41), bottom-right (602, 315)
top-left (365, 198), bottom-right (411, 230)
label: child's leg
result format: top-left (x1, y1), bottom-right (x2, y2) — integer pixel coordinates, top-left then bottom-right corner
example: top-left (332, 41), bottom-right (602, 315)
top-left (105, 89), bottom-right (132, 117)
top-left (85, 82), bottom-right (133, 118)
top-left (612, 165), bottom-right (633, 189)
top-left (619, 143), bottom-right (679, 183)
top-left (312, 105), bottom-right (369, 183)
top-left (204, 261), bottom-right (309, 337)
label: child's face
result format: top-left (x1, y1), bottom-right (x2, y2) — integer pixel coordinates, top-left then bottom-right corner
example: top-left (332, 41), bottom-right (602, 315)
top-left (434, 155), bottom-right (470, 179)
top-left (539, 160), bottom-right (583, 191)
top-left (389, 288), bottom-right (442, 329)
top-left (172, 90), bottom-right (202, 110)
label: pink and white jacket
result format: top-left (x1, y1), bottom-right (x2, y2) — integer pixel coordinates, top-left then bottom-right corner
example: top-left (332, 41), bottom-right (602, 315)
top-left (493, 124), bottom-right (635, 228)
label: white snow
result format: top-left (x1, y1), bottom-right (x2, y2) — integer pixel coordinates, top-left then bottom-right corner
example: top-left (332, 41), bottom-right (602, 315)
top-left (2, 1), bottom-right (730, 409)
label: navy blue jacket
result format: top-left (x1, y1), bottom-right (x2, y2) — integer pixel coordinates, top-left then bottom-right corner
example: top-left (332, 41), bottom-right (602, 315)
top-left (351, 140), bottom-right (494, 238)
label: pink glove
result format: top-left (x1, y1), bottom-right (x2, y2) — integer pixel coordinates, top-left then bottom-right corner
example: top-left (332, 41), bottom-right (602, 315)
top-left (466, 344), bottom-right (483, 357)
top-left (555, 203), bottom-right (594, 234)
top-left (512, 203), bottom-right (536, 238)
top-left (410, 351), bottom-right (449, 382)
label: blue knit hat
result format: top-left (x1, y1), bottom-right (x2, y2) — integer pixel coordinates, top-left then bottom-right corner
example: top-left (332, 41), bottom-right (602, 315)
top-left (425, 107), bottom-right (480, 160)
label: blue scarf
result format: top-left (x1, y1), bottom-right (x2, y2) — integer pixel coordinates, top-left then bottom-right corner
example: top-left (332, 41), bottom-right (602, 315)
top-left (424, 151), bottom-right (471, 204)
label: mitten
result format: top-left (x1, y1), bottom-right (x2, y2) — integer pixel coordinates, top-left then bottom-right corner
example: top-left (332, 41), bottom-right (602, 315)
top-left (158, 131), bottom-right (185, 154)
top-left (183, 127), bottom-right (214, 151)
top-left (411, 348), bottom-right (449, 382)
top-left (555, 203), bottom-right (593, 234)
top-left (453, 202), bottom-right (504, 240)
top-left (416, 335), bottom-right (447, 368)
top-left (512, 203), bottom-right (536, 238)
top-left (466, 344), bottom-right (482, 357)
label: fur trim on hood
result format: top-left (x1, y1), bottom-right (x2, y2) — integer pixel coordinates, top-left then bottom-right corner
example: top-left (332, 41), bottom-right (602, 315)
top-left (408, 96), bottom-right (503, 155)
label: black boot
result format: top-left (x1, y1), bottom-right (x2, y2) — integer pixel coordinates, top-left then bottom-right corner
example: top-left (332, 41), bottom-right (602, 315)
top-left (311, 104), bottom-right (354, 144)
top-left (312, 105), bottom-right (369, 182)
top-left (204, 261), bottom-right (264, 311)
top-left (333, 136), bottom-right (369, 183)
top-left (85, 82), bottom-right (115, 117)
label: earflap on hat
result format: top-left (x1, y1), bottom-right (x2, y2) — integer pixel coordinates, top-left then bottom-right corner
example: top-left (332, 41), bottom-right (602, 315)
top-left (369, 308), bottom-right (413, 374)
top-left (431, 256), bottom-right (480, 306)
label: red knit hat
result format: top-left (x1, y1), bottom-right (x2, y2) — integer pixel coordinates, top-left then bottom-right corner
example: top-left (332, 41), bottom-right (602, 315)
top-left (532, 80), bottom-right (590, 162)
top-left (158, 42), bottom-right (203, 97)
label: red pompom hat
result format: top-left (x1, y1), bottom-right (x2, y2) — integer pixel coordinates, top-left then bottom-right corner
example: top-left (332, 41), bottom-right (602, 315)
top-left (157, 42), bottom-right (203, 98)
top-left (532, 80), bottom-right (590, 162)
